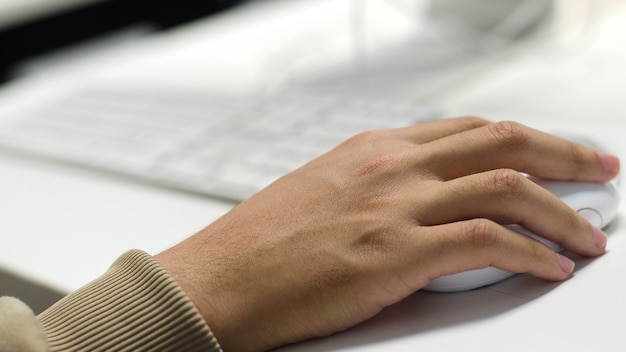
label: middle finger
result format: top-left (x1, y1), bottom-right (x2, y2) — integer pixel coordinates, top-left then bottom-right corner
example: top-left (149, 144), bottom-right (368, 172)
top-left (414, 169), bottom-right (605, 257)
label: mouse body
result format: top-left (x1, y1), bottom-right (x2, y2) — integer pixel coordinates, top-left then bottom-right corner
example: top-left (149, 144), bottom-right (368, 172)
top-left (423, 180), bottom-right (620, 292)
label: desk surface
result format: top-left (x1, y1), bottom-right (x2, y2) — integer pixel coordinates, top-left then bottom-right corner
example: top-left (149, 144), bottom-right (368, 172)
top-left (1, 0), bottom-right (625, 350)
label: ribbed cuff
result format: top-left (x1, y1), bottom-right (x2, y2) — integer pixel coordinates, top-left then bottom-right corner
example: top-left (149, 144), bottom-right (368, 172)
top-left (37, 250), bottom-right (222, 352)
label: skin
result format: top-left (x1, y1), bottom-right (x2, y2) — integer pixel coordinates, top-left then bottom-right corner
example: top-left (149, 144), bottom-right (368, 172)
top-left (156, 117), bottom-right (620, 351)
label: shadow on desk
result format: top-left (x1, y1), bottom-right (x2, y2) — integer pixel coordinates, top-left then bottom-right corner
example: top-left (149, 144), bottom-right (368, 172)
top-left (0, 268), bottom-right (66, 314)
top-left (278, 218), bottom-right (621, 352)
top-left (278, 277), bottom-right (561, 352)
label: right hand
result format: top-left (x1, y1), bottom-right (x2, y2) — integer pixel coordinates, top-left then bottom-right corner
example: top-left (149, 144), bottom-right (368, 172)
top-left (157, 117), bottom-right (620, 351)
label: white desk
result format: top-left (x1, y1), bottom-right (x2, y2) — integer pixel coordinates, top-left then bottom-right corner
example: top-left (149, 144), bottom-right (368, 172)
top-left (1, 0), bottom-right (625, 350)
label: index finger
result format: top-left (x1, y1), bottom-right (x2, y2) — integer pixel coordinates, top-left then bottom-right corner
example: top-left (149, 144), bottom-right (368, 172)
top-left (388, 116), bottom-right (490, 144)
top-left (421, 121), bottom-right (620, 182)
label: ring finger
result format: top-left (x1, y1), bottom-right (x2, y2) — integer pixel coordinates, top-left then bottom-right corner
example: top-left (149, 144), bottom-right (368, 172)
top-left (413, 169), bottom-right (604, 257)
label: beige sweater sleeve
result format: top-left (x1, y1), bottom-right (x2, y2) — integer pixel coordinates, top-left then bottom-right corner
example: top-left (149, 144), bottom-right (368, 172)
top-left (37, 250), bottom-right (223, 352)
top-left (0, 296), bottom-right (49, 352)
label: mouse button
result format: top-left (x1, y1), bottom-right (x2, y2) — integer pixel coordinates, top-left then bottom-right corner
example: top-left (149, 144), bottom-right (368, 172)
top-left (577, 208), bottom-right (603, 228)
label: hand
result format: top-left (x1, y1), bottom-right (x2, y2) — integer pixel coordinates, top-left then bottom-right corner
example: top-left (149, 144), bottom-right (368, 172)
top-left (156, 117), bottom-right (620, 351)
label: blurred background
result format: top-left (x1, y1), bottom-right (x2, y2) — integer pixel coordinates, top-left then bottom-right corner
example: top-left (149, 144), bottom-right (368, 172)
top-left (0, 0), bottom-right (247, 81)
top-left (1, 0), bottom-right (625, 314)
top-left (2, 0), bottom-right (624, 107)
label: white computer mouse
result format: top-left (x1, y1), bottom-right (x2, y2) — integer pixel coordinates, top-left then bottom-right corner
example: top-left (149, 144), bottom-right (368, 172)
top-left (423, 179), bottom-right (620, 292)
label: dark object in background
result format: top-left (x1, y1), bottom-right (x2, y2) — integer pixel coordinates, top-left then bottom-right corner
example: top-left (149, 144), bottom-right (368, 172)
top-left (0, 0), bottom-right (246, 82)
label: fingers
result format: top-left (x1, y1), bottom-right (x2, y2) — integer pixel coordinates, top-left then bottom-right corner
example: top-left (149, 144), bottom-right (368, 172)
top-left (418, 120), bottom-right (619, 182)
top-left (413, 219), bottom-right (576, 283)
top-left (414, 169), bottom-right (606, 257)
top-left (390, 116), bottom-right (490, 144)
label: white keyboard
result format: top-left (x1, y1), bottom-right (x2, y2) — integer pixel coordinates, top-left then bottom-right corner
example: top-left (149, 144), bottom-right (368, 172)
top-left (0, 87), bottom-right (438, 201)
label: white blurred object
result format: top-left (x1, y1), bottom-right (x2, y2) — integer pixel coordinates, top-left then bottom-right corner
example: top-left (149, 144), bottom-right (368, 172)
top-left (0, 85), bottom-right (439, 202)
top-left (0, 0), bottom-right (101, 29)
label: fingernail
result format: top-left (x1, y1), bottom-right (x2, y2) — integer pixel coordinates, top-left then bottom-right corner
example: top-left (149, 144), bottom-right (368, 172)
top-left (593, 227), bottom-right (608, 249)
top-left (558, 254), bottom-right (575, 274)
top-left (598, 152), bottom-right (620, 176)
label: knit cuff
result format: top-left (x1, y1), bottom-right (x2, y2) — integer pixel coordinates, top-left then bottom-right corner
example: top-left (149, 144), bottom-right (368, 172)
top-left (38, 250), bottom-right (222, 352)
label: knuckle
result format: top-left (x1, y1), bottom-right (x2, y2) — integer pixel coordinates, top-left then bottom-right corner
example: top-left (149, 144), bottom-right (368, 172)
top-left (526, 239), bottom-right (546, 261)
top-left (564, 143), bottom-right (589, 175)
top-left (464, 219), bottom-right (500, 249)
top-left (487, 121), bottom-right (531, 151)
top-left (563, 206), bottom-right (585, 229)
top-left (346, 130), bottom-right (386, 147)
top-left (345, 131), bottom-right (407, 177)
top-left (488, 169), bottom-right (527, 200)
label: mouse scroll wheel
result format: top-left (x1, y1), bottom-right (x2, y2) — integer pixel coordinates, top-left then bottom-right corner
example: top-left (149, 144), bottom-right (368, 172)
top-left (577, 208), bottom-right (603, 228)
